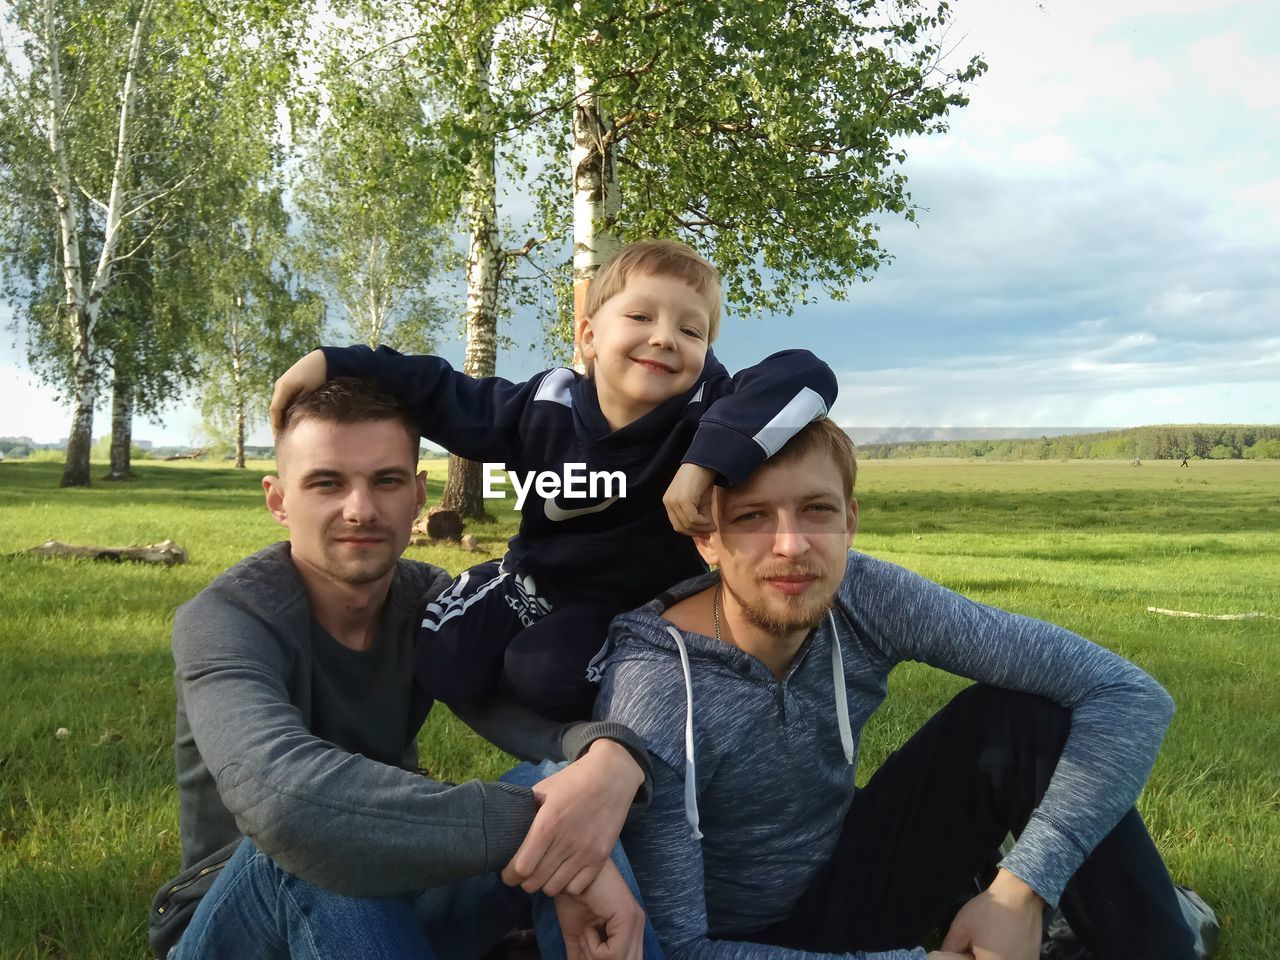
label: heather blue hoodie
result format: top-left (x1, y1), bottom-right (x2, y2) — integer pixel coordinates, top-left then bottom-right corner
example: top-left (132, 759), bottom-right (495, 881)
top-left (597, 552), bottom-right (1175, 960)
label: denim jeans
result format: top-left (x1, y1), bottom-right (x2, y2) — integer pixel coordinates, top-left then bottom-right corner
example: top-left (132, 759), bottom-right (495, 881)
top-left (170, 838), bottom-right (435, 960)
top-left (503, 761), bottom-right (667, 960)
top-left (170, 762), bottom-right (666, 960)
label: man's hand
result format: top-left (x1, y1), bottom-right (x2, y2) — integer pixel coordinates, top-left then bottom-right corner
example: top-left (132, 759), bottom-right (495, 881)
top-left (502, 739), bottom-right (644, 895)
top-left (927, 953), bottom-right (974, 959)
top-left (663, 463), bottom-right (717, 535)
top-left (940, 868), bottom-right (1044, 960)
top-left (269, 350), bottom-right (328, 435)
top-left (553, 860), bottom-right (644, 960)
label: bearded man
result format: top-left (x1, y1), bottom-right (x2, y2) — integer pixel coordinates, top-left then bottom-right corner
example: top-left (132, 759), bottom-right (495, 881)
top-left (595, 417), bottom-right (1196, 960)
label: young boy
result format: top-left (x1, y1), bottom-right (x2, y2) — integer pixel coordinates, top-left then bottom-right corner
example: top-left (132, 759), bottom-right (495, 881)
top-left (270, 239), bottom-right (836, 720)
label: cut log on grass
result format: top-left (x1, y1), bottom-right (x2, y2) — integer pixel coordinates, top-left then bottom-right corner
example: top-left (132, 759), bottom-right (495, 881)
top-left (27, 539), bottom-right (188, 566)
top-left (422, 507), bottom-right (464, 543)
top-left (163, 448), bottom-right (207, 461)
top-left (1146, 606), bottom-right (1274, 621)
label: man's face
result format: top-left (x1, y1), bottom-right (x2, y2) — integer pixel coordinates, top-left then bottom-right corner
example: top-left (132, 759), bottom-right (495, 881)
top-left (577, 271), bottom-right (712, 428)
top-left (264, 418), bottom-right (425, 588)
top-left (698, 446), bottom-right (857, 642)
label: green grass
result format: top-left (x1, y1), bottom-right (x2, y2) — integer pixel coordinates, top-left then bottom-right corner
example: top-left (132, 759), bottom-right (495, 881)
top-left (1, 457), bottom-right (1277, 958)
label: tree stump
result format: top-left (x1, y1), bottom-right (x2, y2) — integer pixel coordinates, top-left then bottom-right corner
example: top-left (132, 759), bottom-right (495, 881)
top-left (26, 539), bottom-right (188, 565)
top-left (422, 507), bottom-right (464, 543)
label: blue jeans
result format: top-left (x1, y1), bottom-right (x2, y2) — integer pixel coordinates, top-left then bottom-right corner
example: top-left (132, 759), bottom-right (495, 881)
top-left (503, 761), bottom-right (666, 960)
top-left (170, 838), bottom-right (434, 960)
top-left (172, 762), bottom-right (665, 960)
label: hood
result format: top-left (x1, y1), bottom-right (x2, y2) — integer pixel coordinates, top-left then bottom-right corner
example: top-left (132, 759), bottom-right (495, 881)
top-left (596, 570), bottom-right (855, 841)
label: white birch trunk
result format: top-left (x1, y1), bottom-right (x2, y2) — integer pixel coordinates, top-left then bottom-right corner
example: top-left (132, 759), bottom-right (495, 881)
top-left (365, 232), bottom-right (386, 347)
top-left (47, 0), bottom-right (151, 486)
top-left (570, 63), bottom-right (620, 330)
top-left (106, 358), bottom-right (134, 480)
top-left (46, 0), bottom-right (92, 486)
top-left (230, 302), bottom-right (246, 469)
top-left (440, 27), bottom-right (499, 518)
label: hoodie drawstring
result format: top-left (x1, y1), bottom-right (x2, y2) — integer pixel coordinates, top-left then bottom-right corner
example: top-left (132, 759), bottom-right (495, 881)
top-left (829, 610), bottom-right (855, 766)
top-left (665, 625), bottom-right (704, 840)
top-left (665, 612), bottom-right (852, 841)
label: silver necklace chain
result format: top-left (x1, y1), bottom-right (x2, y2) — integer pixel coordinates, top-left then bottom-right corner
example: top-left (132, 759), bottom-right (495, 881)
top-left (713, 582), bottom-right (722, 643)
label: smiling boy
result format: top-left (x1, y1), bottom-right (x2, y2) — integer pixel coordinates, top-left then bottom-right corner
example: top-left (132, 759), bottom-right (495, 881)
top-left (270, 239), bottom-right (837, 723)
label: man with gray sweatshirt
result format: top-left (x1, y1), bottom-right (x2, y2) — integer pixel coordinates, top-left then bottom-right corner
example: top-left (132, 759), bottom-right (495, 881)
top-left (149, 379), bottom-right (651, 960)
top-left (596, 417), bottom-right (1195, 960)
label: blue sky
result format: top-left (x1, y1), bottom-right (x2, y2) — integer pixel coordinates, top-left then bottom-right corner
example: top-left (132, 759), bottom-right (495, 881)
top-left (3, 0), bottom-right (1277, 445)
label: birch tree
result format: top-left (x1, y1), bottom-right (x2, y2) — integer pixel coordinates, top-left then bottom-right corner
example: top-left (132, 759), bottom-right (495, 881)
top-left (544, 0), bottom-right (986, 332)
top-left (294, 42), bottom-right (456, 353)
top-left (431, 9), bottom-right (565, 517)
top-left (350, 2), bottom-right (557, 518)
top-left (0, 0), bottom-right (308, 485)
top-left (197, 192), bottom-right (326, 468)
top-left (20, 0), bottom-right (156, 486)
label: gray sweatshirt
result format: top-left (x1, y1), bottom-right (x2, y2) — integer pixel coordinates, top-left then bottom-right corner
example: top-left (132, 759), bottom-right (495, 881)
top-left (596, 551), bottom-right (1175, 960)
top-left (150, 542), bottom-right (647, 956)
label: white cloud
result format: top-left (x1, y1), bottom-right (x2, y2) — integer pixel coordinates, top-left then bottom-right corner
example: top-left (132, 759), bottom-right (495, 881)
top-left (1186, 32), bottom-right (1280, 114)
top-left (832, 335), bottom-right (1280, 429)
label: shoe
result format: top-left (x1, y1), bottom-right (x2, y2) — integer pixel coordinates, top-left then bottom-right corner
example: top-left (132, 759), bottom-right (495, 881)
top-left (1039, 885), bottom-right (1219, 959)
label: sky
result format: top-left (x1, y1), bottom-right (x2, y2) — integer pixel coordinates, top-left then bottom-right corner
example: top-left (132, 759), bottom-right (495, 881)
top-left (3, 0), bottom-right (1277, 446)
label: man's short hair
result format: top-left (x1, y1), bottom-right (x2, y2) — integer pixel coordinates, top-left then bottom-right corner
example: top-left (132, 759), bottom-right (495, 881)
top-left (585, 239), bottom-right (723, 342)
top-left (770, 418), bottom-right (858, 503)
top-left (277, 377), bottom-right (420, 461)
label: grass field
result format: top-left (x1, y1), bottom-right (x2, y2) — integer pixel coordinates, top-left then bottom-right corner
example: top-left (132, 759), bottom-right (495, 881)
top-left (1, 456), bottom-right (1277, 958)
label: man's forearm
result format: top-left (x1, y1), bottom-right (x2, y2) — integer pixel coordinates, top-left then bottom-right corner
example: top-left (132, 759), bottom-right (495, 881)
top-left (453, 696), bottom-right (653, 809)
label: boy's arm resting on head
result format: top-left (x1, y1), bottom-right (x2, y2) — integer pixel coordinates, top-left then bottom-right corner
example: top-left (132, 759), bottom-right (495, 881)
top-left (682, 350), bottom-right (838, 488)
top-left (269, 349), bottom-right (328, 430)
top-left (174, 595), bottom-right (538, 897)
top-left (847, 554), bottom-right (1177, 906)
top-left (319, 344), bottom-right (543, 463)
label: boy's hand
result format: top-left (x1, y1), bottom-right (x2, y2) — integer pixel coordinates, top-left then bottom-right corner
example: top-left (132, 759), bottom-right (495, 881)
top-left (269, 350), bottom-right (328, 435)
top-left (502, 740), bottom-right (643, 896)
top-left (552, 860), bottom-right (644, 960)
top-left (663, 463), bottom-right (717, 535)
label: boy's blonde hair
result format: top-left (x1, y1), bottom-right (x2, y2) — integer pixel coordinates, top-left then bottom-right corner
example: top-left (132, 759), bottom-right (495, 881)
top-left (584, 239), bottom-right (722, 342)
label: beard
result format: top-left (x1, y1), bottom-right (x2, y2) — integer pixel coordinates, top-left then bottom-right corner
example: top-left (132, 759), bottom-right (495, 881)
top-left (320, 527), bottom-right (401, 584)
top-left (324, 553), bottom-right (397, 584)
top-left (723, 570), bottom-right (835, 639)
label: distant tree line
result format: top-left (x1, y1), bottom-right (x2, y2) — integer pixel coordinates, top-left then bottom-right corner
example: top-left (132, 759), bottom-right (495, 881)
top-left (856, 425), bottom-right (1280, 461)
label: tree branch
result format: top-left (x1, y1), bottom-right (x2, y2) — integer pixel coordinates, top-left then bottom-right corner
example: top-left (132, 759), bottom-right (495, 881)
top-left (78, 183), bottom-right (109, 213)
top-left (500, 235), bottom-right (553, 261)
top-left (116, 171), bottom-right (195, 224)
top-left (110, 217), bottom-right (165, 265)
top-left (343, 31), bottom-right (430, 69)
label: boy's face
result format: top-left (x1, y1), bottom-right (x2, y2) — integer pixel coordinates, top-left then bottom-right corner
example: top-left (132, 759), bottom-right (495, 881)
top-left (578, 271), bottom-right (713, 429)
